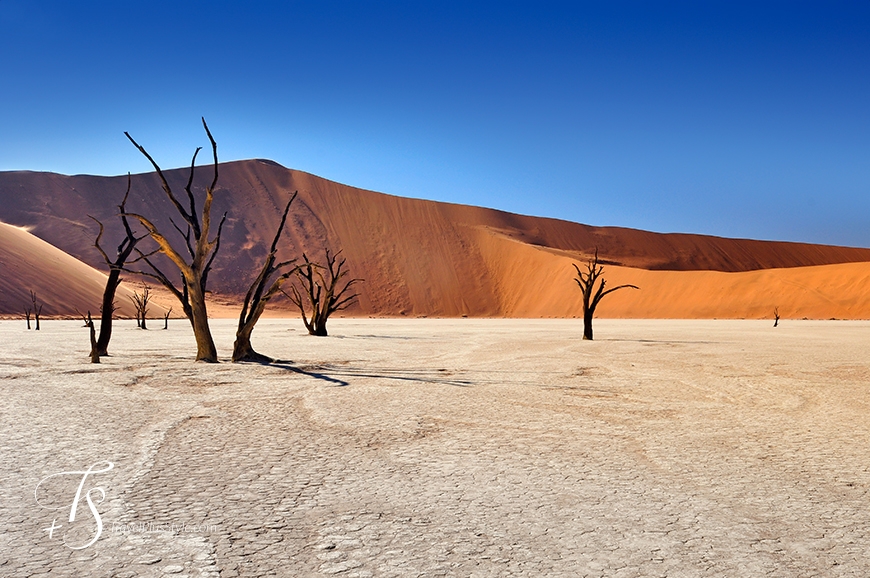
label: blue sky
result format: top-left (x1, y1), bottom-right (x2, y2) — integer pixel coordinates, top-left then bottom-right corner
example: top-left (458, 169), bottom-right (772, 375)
top-left (1, 1), bottom-right (868, 246)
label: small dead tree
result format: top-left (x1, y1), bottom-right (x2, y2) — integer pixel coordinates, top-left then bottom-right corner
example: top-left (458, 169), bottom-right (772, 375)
top-left (232, 193), bottom-right (300, 363)
top-left (24, 304), bottom-right (32, 330)
top-left (90, 174), bottom-right (146, 356)
top-left (79, 310), bottom-right (100, 364)
top-left (30, 291), bottom-right (43, 331)
top-left (123, 118), bottom-right (227, 362)
top-left (129, 284), bottom-right (152, 329)
top-left (163, 307), bottom-right (172, 330)
top-left (572, 250), bottom-right (638, 340)
top-left (773, 307), bottom-right (780, 327)
top-left (284, 249), bottom-right (361, 337)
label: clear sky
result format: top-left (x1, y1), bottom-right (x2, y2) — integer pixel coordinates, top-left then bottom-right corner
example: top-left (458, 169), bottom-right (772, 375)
top-left (1, 1), bottom-right (868, 246)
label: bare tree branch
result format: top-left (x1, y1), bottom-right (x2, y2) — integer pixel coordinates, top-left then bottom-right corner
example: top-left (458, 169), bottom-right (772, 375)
top-left (183, 146), bottom-right (203, 237)
top-left (169, 216), bottom-right (195, 259)
top-left (89, 215), bottom-right (112, 264)
top-left (202, 211), bottom-right (227, 288)
top-left (124, 120), bottom-right (220, 361)
top-left (233, 193), bottom-right (300, 362)
top-left (572, 249), bottom-right (638, 340)
top-left (285, 248), bottom-right (361, 337)
top-left (124, 132), bottom-right (194, 226)
top-left (129, 284), bottom-right (152, 329)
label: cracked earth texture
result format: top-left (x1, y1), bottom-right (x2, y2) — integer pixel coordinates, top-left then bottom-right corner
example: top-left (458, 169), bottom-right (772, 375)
top-left (1, 318), bottom-right (869, 577)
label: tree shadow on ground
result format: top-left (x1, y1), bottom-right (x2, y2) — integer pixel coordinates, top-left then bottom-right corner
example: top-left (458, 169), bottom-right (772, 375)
top-left (266, 362), bottom-right (472, 387)
top-left (257, 361), bottom-right (351, 386)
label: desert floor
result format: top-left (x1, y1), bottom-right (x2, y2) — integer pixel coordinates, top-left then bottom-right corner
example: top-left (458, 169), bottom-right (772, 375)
top-left (2, 318), bottom-right (869, 577)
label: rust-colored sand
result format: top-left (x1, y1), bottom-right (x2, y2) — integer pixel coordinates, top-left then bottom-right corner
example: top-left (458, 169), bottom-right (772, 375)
top-left (1, 161), bottom-right (869, 318)
top-left (477, 230), bottom-right (870, 319)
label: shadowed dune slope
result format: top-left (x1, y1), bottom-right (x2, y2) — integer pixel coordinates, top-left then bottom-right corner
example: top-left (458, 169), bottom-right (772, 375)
top-left (1, 160), bottom-right (869, 317)
top-left (0, 221), bottom-right (144, 317)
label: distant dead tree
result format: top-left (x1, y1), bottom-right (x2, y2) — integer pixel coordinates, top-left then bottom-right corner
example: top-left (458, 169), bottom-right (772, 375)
top-left (232, 193), bottom-right (300, 362)
top-left (163, 307), bottom-right (172, 330)
top-left (123, 118), bottom-right (227, 362)
top-left (773, 307), bottom-right (780, 327)
top-left (24, 303), bottom-right (32, 330)
top-left (129, 284), bottom-right (152, 329)
top-left (90, 174), bottom-right (146, 356)
top-left (79, 310), bottom-right (100, 364)
top-left (30, 291), bottom-right (43, 331)
top-left (284, 249), bottom-right (361, 337)
top-left (572, 249), bottom-right (638, 340)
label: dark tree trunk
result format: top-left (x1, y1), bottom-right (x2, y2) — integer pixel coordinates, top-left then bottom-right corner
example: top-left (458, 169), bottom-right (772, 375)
top-left (90, 174), bottom-right (144, 357)
top-left (232, 194), bottom-right (298, 363)
top-left (583, 310), bottom-right (594, 340)
top-left (124, 119), bottom-right (224, 363)
top-left (87, 312), bottom-right (100, 364)
top-left (30, 291), bottom-right (42, 331)
top-left (189, 282), bottom-right (218, 362)
top-left (95, 272), bottom-right (121, 356)
top-left (232, 324), bottom-right (273, 363)
top-left (573, 250), bottom-right (638, 342)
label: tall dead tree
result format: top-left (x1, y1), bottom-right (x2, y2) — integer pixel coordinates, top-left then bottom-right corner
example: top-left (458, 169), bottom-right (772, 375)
top-left (129, 284), bottom-right (152, 329)
top-left (90, 174), bottom-right (146, 356)
top-left (284, 249), bottom-right (361, 337)
top-left (572, 250), bottom-right (638, 340)
top-left (30, 291), bottom-right (43, 331)
top-left (232, 193), bottom-right (300, 362)
top-left (773, 307), bottom-right (780, 327)
top-left (123, 118), bottom-right (227, 362)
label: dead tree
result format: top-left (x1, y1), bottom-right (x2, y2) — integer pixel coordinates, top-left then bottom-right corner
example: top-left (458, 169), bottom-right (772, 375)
top-left (232, 193), bottom-right (301, 362)
top-left (90, 174), bottom-right (146, 356)
top-left (163, 307), bottom-right (172, 330)
top-left (24, 305), bottom-right (32, 330)
top-left (79, 310), bottom-right (100, 364)
top-left (30, 291), bottom-right (43, 331)
top-left (572, 250), bottom-right (638, 340)
top-left (284, 249), bottom-right (361, 337)
top-left (129, 284), bottom-right (152, 329)
top-left (123, 118), bottom-right (227, 362)
top-left (773, 307), bottom-right (780, 327)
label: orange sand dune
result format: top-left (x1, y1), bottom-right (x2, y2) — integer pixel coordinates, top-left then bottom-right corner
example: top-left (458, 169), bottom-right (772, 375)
top-left (0, 221), bottom-right (171, 318)
top-left (602, 262), bottom-right (870, 320)
top-left (1, 160), bottom-right (868, 318)
top-left (477, 230), bottom-right (870, 318)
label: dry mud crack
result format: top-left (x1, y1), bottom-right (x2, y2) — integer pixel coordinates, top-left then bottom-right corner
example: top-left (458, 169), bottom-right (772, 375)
top-left (2, 318), bottom-right (870, 577)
